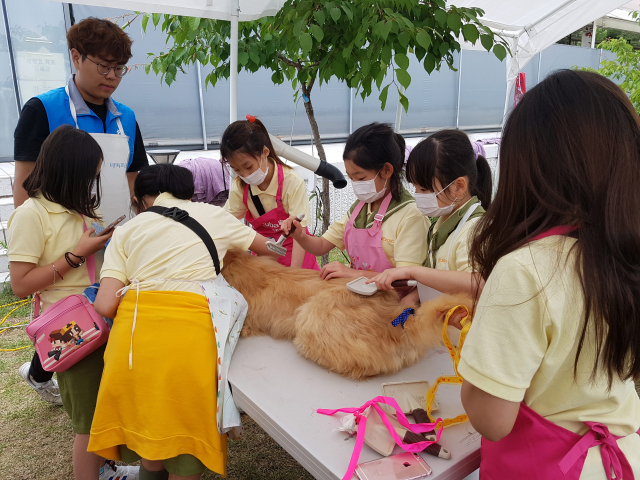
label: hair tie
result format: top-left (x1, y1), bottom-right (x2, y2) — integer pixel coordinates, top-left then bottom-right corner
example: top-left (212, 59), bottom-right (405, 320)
top-left (246, 114), bottom-right (256, 123)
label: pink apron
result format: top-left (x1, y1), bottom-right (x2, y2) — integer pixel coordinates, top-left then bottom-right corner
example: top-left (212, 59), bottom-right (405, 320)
top-left (343, 193), bottom-right (394, 273)
top-left (243, 163), bottom-right (319, 270)
top-left (480, 225), bottom-right (639, 480)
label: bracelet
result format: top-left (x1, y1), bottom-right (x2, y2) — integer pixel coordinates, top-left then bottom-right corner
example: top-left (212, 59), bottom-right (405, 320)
top-left (65, 252), bottom-right (85, 268)
top-left (68, 252), bottom-right (85, 261)
top-left (52, 264), bottom-right (63, 285)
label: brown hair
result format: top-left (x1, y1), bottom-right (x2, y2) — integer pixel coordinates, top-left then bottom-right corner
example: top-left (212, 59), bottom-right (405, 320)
top-left (24, 125), bottom-right (103, 219)
top-left (67, 17), bottom-right (133, 64)
top-left (406, 129), bottom-right (492, 209)
top-left (220, 118), bottom-right (291, 187)
top-left (469, 70), bottom-right (640, 387)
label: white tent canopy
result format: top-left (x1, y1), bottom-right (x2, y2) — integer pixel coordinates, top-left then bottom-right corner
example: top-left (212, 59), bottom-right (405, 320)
top-left (453, 0), bottom-right (631, 113)
top-left (50, 0), bottom-right (632, 121)
top-left (48, 0), bottom-right (287, 122)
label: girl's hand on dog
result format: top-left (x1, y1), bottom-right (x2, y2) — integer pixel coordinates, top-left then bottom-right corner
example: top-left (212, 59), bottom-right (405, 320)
top-left (281, 215), bottom-right (305, 242)
top-left (367, 267), bottom-right (414, 290)
top-left (320, 261), bottom-right (360, 280)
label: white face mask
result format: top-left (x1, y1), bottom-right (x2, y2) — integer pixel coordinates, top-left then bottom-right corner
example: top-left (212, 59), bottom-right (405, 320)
top-left (240, 155), bottom-right (269, 186)
top-left (352, 171), bottom-right (388, 203)
top-left (414, 180), bottom-right (457, 217)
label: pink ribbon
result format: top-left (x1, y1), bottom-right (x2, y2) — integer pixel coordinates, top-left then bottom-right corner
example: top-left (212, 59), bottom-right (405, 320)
top-left (317, 396), bottom-right (443, 480)
top-left (559, 422), bottom-right (634, 480)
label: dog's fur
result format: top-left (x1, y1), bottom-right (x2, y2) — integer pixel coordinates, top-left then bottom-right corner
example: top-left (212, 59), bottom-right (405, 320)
top-left (222, 250), bottom-right (473, 379)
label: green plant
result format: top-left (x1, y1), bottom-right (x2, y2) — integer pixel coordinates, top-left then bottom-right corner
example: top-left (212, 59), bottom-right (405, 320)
top-left (579, 38), bottom-right (640, 113)
top-left (139, 1), bottom-right (507, 263)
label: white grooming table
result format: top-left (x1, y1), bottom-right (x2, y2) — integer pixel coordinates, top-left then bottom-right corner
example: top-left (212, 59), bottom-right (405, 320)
top-left (228, 336), bottom-right (481, 480)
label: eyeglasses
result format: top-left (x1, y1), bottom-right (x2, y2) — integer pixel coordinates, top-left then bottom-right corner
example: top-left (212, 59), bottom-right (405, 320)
top-left (82, 55), bottom-right (129, 78)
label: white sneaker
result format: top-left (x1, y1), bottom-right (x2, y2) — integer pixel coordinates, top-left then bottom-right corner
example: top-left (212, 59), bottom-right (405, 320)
top-left (100, 461), bottom-right (139, 480)
top-left (18, 362), bottom-right (63, 406)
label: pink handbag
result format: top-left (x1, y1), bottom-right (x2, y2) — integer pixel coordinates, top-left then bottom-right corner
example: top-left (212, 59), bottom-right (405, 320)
top-left (25, 219), bottom-right (109, 373)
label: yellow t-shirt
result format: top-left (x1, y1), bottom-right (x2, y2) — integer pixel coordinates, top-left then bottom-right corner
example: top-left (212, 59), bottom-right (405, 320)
top-left (458, 236), bottom-right (640, 478)
top-left (102, 192), bottom-right (256, 295)
top-left (322, 202), bottom-right (429, 268)
top-left (224, 161), bottom-right (311, 228)
top-left (432, 215), bottom-right (481, 272)
top-left (7, 195), bottom-right (104, 312)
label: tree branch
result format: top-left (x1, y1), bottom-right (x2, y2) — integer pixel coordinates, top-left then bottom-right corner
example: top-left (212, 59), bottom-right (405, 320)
top-left (278, 52), bottom-right (302, 69)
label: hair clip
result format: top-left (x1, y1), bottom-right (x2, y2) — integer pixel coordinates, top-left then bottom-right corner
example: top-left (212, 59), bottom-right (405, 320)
top-left (246, 114), bottom-right (256, 123)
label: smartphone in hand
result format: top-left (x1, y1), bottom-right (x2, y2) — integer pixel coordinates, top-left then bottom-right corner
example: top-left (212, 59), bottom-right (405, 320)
top-left (95, 215), bottom-right (126, 237)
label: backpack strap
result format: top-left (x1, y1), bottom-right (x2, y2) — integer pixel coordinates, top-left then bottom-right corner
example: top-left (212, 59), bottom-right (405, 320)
top-left (145, 206), bottom-right (220, 275)
top-left (248, 185), bottom-right (266, 217)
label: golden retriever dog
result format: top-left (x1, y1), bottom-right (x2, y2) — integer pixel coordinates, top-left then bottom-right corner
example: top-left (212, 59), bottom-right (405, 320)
top-left (222, 250), bottom-right (473, 379)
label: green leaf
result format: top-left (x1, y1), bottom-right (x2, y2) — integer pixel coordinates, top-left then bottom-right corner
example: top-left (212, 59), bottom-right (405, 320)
top-left (396, 68), bottom-right (411, 89)
top-left (342, 4), bottom-right (353, 21)
top-left (493, 44), bottom-right (507, 61)
top-left (310, 24), bottom-right (324, 42)
top-left (381, 44), bottom-right (392, 64)
top-left (299, 32), bottom-right (313, 55)
top-left (343, 44), bottom-right (353, 59)
top-left (399, 90), bottom-right (409, 113)
top-left (447, 13), bottom-right (462, 33)
top-left (439, 42), bottom-right (450, 56)
top-left (144, 64), bottom-right (150, 74)
top-left (152, 13), bottom-right (161, 27)
top-left (462, 24), bottom-right (479, 44)
top-left (381, 20), bottom-right (392, 41)
top-left (395, 52), bottom-right (409, 70)
top-left (238, 50), bottom-right (249, 66)
top-left (361, 57), bottom-right (371, 76)
top-left (480, 34), bottom-right (493, 51)
top-left (314, 10), bottom-right (325, 26)
top-left (434, 10), bottom-right (447, 27)
top-left (189, 17), bottom-right (200, 30)
top-left (379, 84), bottom-right (390, 110)
top-left (196, 50), bottom-right (206, 63)
top-left (330, 7), bottom-right (341, 22)
top-left (397, 31), bottom-right (411, 49)
top-left (416, 29), bottom-right (432, 51)
top-left (424, 53), bottom-right (436, 74)
top-left (142, 14), bottom-right (149, 32)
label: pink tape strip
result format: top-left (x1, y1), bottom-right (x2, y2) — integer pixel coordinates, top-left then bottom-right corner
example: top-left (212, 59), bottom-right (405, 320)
top-left (318, 396), bottom-right (443, 480)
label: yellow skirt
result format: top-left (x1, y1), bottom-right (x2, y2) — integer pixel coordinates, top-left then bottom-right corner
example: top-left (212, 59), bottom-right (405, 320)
top-left (88, 290), bottom-right (226, 475)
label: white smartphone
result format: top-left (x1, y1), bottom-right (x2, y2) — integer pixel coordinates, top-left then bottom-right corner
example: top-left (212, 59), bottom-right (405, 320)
top-left (355, 452), bottom-right (432, 480)
top-left (96, 215), bottom-right (126, 236)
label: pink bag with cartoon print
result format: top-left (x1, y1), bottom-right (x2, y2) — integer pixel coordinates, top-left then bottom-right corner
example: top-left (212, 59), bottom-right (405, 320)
top-left (25, 220), bottom-right (109, 373)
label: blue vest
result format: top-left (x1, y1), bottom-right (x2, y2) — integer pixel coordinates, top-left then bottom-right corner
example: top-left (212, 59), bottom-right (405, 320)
top-left (37, 77), bottom-right (137, 168)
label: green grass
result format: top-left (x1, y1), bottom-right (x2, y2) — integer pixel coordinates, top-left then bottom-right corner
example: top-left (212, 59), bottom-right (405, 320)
top-left (316, 247), bottom-right (350, 267)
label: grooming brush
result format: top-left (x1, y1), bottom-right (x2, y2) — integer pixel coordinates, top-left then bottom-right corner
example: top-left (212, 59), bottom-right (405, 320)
top-left (347, 276), bottom-right (418, 296)
top-left (266, 213), bottom-right (305, 256)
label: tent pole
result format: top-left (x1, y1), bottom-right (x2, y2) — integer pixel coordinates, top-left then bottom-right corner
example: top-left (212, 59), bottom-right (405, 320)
top-left (456, 50), bottom-right (463, 129)
top-left (196, 61), bottom-right (208, 150)
top-left (230, 0), bottom-right (239, 123)
top-left (591, 21), bottom-right (597, 48)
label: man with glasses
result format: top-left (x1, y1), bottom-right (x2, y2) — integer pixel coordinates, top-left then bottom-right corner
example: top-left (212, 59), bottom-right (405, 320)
top-left (13, 17), bottom-right (148, 212)
top-left (12, 17), bottom-right (143, 480)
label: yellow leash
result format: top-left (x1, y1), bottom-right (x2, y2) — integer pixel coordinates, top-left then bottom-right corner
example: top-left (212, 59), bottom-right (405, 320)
top-left (0, 298), bottom-right (32, 352)
top-left (425, 304), bottom-right (472, 429)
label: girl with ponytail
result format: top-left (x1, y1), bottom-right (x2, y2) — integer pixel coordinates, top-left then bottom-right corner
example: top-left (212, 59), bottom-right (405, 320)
top-left (367, 129), bottom-right (492, 303)
top-left (282, 122), bottom-right (429, 283)
top-left (221, 116), bottom-right (319, 270)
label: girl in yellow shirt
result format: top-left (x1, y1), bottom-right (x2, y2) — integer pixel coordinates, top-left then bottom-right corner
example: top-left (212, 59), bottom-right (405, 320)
top-left (282, 123), bottom-right (428, 281)
top-left (459, 71), bottom-right (640, 479)
top-left (7, 125), bottom-right (125, 479)
top-left (222, 116), bottom-right (319, 270)
top-left (368, 129), bottom-right (492, 304)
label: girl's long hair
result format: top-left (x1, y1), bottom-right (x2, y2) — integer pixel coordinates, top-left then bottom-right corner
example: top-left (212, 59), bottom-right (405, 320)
top-left (469, 70), bottom-right (640, 387)
top-left (24, 125), bottom-right (103, 219)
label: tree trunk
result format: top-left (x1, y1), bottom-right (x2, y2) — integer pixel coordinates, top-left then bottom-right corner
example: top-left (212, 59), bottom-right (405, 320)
top-left (301, 81), bottom-right (331, 266)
